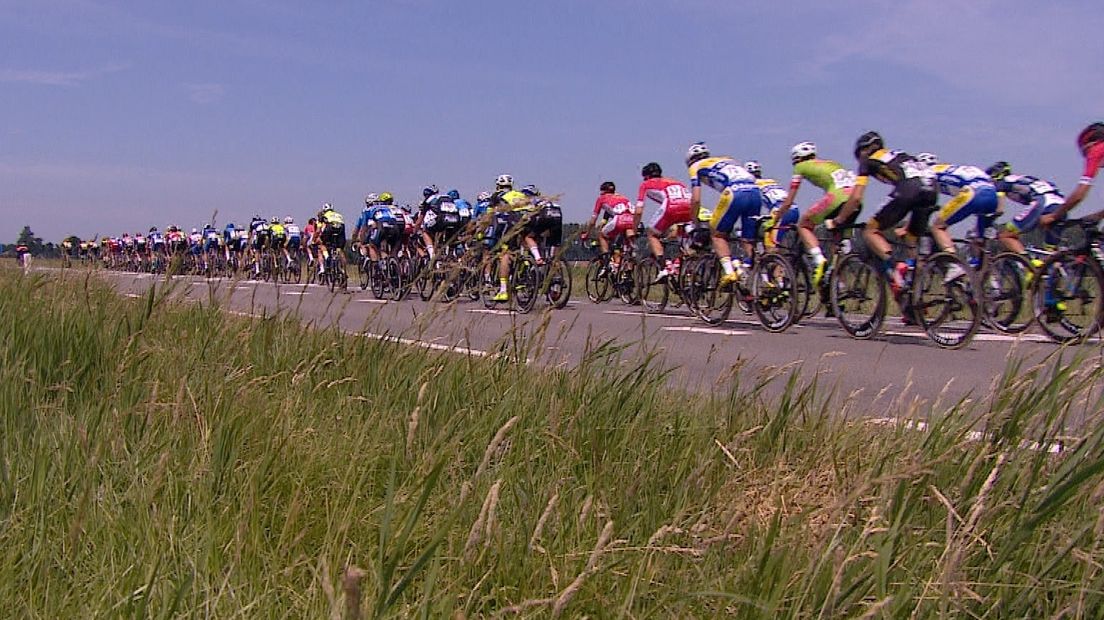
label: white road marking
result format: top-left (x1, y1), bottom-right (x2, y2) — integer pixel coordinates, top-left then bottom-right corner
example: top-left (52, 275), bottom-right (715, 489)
top-left (867, 417), bottom-right (1065, 453)
top-left (603, 309), bottom-right (697, 321)
top-left (280, 291), bottom-right (309, 296)
top-left (356, 298), bottom-right (388, 304)
top-left (468, 308), bottom-right (515, 316)
top-left (662, 326), bottom-right (751, 336)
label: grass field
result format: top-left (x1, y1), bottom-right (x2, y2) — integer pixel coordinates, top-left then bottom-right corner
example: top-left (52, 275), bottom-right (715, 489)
top-left (3, 268), bottom-right (1104, 617)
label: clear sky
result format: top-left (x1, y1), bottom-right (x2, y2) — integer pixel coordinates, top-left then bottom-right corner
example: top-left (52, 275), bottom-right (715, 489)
top-left (1, 0), bottom-right (1101, 241)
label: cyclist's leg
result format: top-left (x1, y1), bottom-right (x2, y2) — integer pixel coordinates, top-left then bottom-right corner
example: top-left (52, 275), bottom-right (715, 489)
top-left (710, 187), bottom-right (738, 276)
top-left (931, 187), bottom-right (974, 253)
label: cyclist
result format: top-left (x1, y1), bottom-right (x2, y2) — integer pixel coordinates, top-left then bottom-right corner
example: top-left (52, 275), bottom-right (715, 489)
top-left (521, 184), bottom-right (562, 258)
top-left (148, 227), bottom-right (165, 265)
top-left (1042, 122), bottom-right (1104, 224)
top-left (831, 131), bottom-right (939, 286)
top-left (353, 193), bottom-right (379, 262)
top-left (202, 222), bottom-right (220, 267)
top-left (248, 215), bottom-right (270, 276)
top-left (449, 189), bottom-right (474, 234)
top-left (303, 217), bottom-right (320, 272)
top-left (365, 193), bottom-right (402, 262)
top-left (775, 142), bottom-right (857, 284)
top-left (686, 141), bottom-right (763, 287)
top-left (755, 174), bottom-right (800, 250)
top-left (318, 203), bottom-right (347, 277)
top-left (489, 174), bottom-right (536, 302)
top-left (284, 216), bottom-right (302, 266)
top-left (15, 243), bottom-right (31, 273)
top-left (635, 162), bottom-right (692, 282)
top-left (914, 153), bottom-right (999, 254)
top-left (269, 217), bottom-right (287, 267)
top-left (417, 185), bottom-right (463, 259)
top-left (222, 222), bottom-right (238, 263)
top-left (583, 181), bottom-right (636, 273)
top-left (985, 161), bottom-right (1066, 254)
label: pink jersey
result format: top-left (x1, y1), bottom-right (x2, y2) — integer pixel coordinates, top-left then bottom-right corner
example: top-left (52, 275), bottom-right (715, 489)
top-left (636, 177), bottom-right (691, 209)
top-left (593, 193), bottom-right (634, 219)
top-left (1081, 142), bottom-right (1104, 185)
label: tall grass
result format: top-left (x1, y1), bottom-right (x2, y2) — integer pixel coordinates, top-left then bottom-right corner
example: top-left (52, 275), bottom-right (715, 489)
top-left (2, 268), bottom-right (1104, 617)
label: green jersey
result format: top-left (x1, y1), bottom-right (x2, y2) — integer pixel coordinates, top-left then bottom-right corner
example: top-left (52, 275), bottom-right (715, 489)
top-left (792, 159), bottom-right (856, 207)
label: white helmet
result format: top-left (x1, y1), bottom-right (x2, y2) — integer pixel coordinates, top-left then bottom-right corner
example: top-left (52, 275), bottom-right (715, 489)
top-left (744, 160), bottom-right (762, 177)
top-left (915, 152), bottom-right (939, 166)
top-left (685, 142), bottom-right (710, 166)
top-left (322, 202), bottom-right (332, 210)
top-left (191, 228), bottom-right (198, 234)
top-left (477, 191), bottom-right (492, 202)
top-left (365, 193), bottom-right (378, 205)
top-left (283, 216), bottom-right (293, 224)
top-left (790, 141), bottom-right (817, 164)
top-left (495, 174), bottom-right (513, 189)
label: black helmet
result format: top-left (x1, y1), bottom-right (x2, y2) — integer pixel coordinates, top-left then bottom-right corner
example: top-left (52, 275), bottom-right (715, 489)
top-left (986, 161), bottom-right (1012, 181)
top-left (599, 181), bottom-right (616, 193)
top-left (1077, 122), bottom-right (1104, 155)
top-left (854, 131), bottom-right (884, 159)
top-left (641, 162), bottom-right (662, 179)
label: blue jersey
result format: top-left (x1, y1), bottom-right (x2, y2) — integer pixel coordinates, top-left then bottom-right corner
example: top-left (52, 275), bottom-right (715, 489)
top-left (203, 226), bottom-right (219, 243)
top-left (249, 218), bottom-right (268, 234)
top-left (994, 174), bottom-right (1064, 206)
top-left (930, 164), bottom-right (995, 197)
top-left (454, 199), bottom-right (473, 221)
top-left (688, 157), bottom-right (757, 192)
top-left (474, 199), bottom-right (491, 218)
top-left (367, 205), bottom-right (397, 223)
top-left (355, 208), bottom-right (372, 231)
top-left (223, 224), bottom-right (237, 242)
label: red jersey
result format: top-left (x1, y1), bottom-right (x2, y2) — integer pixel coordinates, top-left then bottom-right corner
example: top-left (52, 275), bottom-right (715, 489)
top-left (593, 193), bottom-right (634, 219)
top-left (636, 177), bottom-right (691, 209)
top-left (1081, 142), bottom-right (1104, 185)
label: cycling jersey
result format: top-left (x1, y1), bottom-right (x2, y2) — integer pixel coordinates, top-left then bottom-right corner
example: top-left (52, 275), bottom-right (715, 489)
top-left (270, 223), bottom-right (287, 238)
top-left (790, 158), bottom-right (856, 206)
top-left (286, 224), bottom-right (301, 239)
top-left (1081, 142), bottom-right (1104, 186)
top-left (320, 210), bottom-right (346, 248)
top-left (149, 232), bottom-right (165, 247)
top-left (594, 192), bottom-right (636, 238)
top-left (858, 149), bottom-right (937, 236)
top-left (223, 225), bottom-right (237, 244)
top-left (996, 174), bottom-right (1066, 236)
top-left (637, 177), bottom-right (692, 234)
top-left (688, 157), bottom-right (757, 192)
top-left (421, 196), bottom-right (462, 234)
top-left (321, 210), bottom-right (344, 226)
top-left (454, 198), bottom-right (473, 224)
top-left (930, 164), bottom-right (999, 236)
top-left (756, 178), bottom-right (789, 210)
top-left (493, 189), bottom-right (531, 211)
top-left (474, 199), bottom-right (491, 219)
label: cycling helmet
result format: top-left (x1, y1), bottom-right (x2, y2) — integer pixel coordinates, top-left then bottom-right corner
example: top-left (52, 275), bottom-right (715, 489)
top-left (495, 174), bottom-right (513, 189)
top-left (149, 226), bottom-right (158, 233)
top-left (744, 160), bottom-right (762, 178)
top-left (365, 193), bottom-right (378, 205)
top-left (599, 181), bottom-right (616, 193)
top-left (422, 185), bottom-right (438, 198)
top-left (477, 191), bottom-right (492, 202)
top-left (203, 223), bottom-right (211, 229)
top-left (790, 141), bottom-right (817, 164)
top-left (379, 192), bottom-right (394, 204)
top-left (447, 189), bottom-right (460, 200)
top-left (284, 216), bottom-right (293, 224)
top-left (521, 184), bottom-right (540, 197)
top-left (685, 142), bottom-right (710, 166)
top-left (269, 216), bottom-right (278, 224)
top-left (253, 213), bottom-right (263, 221)
top-left (854, 131), bottom-right (884, 158)
top-left (915, 152), bottom-right (939, 166)
top-left (986, 161), bottom-right (1012, 181)
top-left (191, 228), bottom-right (198, 234)
top-left (1077, 122), bottom-right (1104, 155)
top-left (641, 162), bottom-right (662, 179)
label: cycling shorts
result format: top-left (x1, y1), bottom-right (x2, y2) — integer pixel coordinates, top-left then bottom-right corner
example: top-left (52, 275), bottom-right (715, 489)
top-left (526, 204), bottom-right (564, 248)
top-left (286, 236), bottom-right (301, 251)
top-left (321, 224), bottom-right (346, 249)
top-left (765, 206), bottom-right (801, 249)
top-left (369, 222), bottom-right (401, 247)
top-left (711, 184), bottom-right (762, 239)
top-left (1007, 193), bottom-right (1064, 241)
top-left (644, 198), bottom-right (691, 235)
top-left (804, 188), bottom-right (853, 225)
top-left (251, 233), bottom-right (270, 250)
top-left (870, 179), bottom-right (938, 237)
top-left (600, 212), bottom-right (636, 238)
top-left (938, 185), bottom-right (999, 238)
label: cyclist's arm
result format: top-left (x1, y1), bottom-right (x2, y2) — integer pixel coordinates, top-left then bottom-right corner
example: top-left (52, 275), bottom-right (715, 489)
top-left (690, 185), bottom-right (703, 221)
top-left (778, 176), bottom-right (802, 212)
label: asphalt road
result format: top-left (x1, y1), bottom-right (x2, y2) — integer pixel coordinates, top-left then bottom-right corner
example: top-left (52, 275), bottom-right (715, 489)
top-left (84, 269), bottom-right (1095, 415)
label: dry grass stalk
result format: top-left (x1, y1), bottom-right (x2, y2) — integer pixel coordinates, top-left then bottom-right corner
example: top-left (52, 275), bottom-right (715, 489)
top-left (578, 494), bottom-right (593, 527)
top-left (342, 565), bottom-right (365, 620)
top-left (405, 405), bottom-right (420, 454)
top-left (465, 479), bottom-right (503, 559)
top-left (529, 491), bottom-right (559, 552)
top-left (474, 416), bottom-right (519, 480)
top-left (551, 519), bottom-right (615, 617)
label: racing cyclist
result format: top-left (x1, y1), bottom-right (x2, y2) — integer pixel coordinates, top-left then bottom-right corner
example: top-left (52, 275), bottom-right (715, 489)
top-left (686, 142), bottom-right (763, 287)
top-left (318, 203), bottom-right (348, 277)
top-left (1042, 122), bottom-right (1104, 225)
top-left (635, 162), bottom-right (692, 282)
top-left (985, 162), bottom-right (1067, 254)
top-left (913, 153), bottom-right (999, 256)
top-left (775, 142), bottom-right (859, 285)
top-left (583, 181), bottom-right (636, 275)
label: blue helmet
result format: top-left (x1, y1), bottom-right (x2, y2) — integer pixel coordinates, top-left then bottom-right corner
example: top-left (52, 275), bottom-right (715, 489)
top-left (447, 189), bottom-right (460, 200)
top-left (422, 185), bottom-right (438, 198)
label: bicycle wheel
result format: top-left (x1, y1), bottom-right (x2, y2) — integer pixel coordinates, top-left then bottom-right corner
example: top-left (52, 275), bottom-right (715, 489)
top-left (752, 253), bottom-right (798, 333)
top-left (616, 257), bottom-right (639, 305)
top-left (979, 252), bottom-right (1033, 334)
top-left (693, 256), bottom-right (733, 326)
top-left (584, 258), bottom-right (610, 303)
top-left (911, 253), bottom-right (981, 349)
top-left (1033, 251), bottom-right (1104, 344)
top-left (636, 257), bottom-right (668, 313)
top-left (359, 257), bottom-right (371, 290)
top-left (370, 261), bottom-right (386, 299)
top-left (387, 258), bottom-right (405, 301)
top-left (830, 253), bottom-right (886, 339)
top-left (546, 258), bottom-right (572, 309)
top-left (288, 258), bottom-right (302, 284)
top-left (328, 260), bottom-right (338, 292)
top-left (513, 255), bottom-right (540, 313)
top-left (792, 256), bottom-right (821, 322)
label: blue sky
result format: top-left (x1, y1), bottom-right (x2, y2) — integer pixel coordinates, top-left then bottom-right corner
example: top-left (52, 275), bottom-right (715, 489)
top-left (1, 0), bottom-right (1101, 240)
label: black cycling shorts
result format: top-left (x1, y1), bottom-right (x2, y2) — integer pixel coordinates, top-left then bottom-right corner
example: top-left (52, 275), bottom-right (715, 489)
top-left (871, 179), bottom-right (937, 238)
top-left (321, 224), bottom-right (346, 249)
